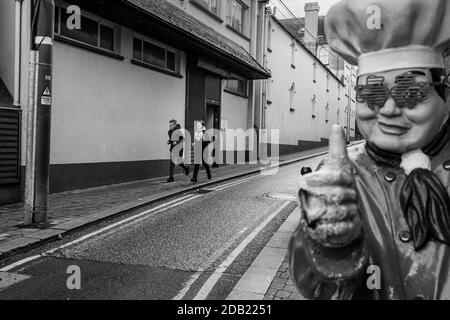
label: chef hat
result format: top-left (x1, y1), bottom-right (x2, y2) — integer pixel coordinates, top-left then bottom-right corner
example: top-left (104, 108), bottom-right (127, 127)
top-left (325, 0), bottom-right (450, 76)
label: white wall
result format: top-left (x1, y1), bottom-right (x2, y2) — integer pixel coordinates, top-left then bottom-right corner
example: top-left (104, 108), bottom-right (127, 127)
top-left (0, 0), bottom-right (32, 167)
top-left (0, 0), bottom-right (16, 94)
top-left (221, 89), bottom-right (249, 151)
top-left (50, 26), bottom-right (187, 164)
top-left (222, 90), bottom-right (248, 132)
top-left (11, 1), bottom-right (257, 167)
top-left (266, 18), bottom-right (356, 147)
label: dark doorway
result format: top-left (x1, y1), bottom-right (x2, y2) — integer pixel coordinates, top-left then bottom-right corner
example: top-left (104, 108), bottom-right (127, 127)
top-left (185, 55), bottom-right (222, 136)
top-left (185, 56), bottom-right (223, 166)
top-left (206, 103), bottom-right (220, 132)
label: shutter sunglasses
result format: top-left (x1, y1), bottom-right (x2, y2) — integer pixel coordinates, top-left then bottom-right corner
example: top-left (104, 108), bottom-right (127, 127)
top-left (355, 73), bottom-right (449, 110)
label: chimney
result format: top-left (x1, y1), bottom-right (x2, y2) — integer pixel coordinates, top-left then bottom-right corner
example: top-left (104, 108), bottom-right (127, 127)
top-left (304, 2), bottom-right (320, 55)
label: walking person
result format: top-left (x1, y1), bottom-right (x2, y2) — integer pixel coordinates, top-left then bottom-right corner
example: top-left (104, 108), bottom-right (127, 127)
top-left (191, 121), bottom-right (212, 183)
top-left (167, 120), bottom-right (189, 183)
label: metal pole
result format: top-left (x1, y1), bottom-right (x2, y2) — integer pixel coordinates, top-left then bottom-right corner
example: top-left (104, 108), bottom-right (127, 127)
top-left (24, 0), bottom-right (54, 225)
top-left (24, 51), bottom-right (39, 225)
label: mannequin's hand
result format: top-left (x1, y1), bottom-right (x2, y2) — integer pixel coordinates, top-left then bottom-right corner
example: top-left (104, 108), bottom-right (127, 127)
top-left (298, 125), bottom-right (361, 248)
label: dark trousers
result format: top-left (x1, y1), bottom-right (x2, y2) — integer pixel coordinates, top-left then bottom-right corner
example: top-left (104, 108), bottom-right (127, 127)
top-left (193, 161), bottom-right (211, 180)
top-left (169, 149), bottom-right (188, 178)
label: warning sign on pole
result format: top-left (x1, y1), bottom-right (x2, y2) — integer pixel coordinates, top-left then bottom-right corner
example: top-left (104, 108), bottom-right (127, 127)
top-left (41, 96), bottom-right (52, 105)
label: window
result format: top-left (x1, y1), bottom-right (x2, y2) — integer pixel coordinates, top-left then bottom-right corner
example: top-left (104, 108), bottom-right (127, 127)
top-left (100, 25), bottom-right (114, 51)
top-left (266, 78), bottom-right (273, 104)
top-left (192, 0), bottom-right (219, 16)
top-left (289, 82), bottom-right (296, 108)
top-left (54, 5), bottom-right (116, 52)
top-left (226, 77), bottom-right (248, 96)
top-left (290, 41), bottom-right (296, 68)
top-left (312, 94), bottom-right (317, 118)
top-left (267, 21), bottom-right (272, 51)
top-left (313, 61), bottom-right (318, 83)
top-left (133, 37), bottom-right (179, 73)
top-left (228, 0), bottom-right (246, 34)
top-left (337, 108), bottom-right (341, 125)
top-left (325, 103), bottom-right (330, 123)
top-left (319, 46), bottom-right (329, 65)
top-left (326, 72), bottom-right (330, 92)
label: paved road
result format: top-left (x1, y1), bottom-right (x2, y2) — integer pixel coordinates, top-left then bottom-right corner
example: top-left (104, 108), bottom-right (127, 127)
top-left (0, 155), bottom-right (324, 300)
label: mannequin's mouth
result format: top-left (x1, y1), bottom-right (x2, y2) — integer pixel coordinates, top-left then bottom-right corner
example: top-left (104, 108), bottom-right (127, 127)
top-left (378, 121), bottom-right (410, 136)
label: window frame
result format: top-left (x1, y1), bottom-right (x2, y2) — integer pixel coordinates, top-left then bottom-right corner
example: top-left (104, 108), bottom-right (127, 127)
top-left (228, 0), bottom-right (248, 35)
top-left (225, 76), bottom-right (248, 98)
top-left (54, 3), bottom-right (120, 54)
top-left (132, 36), bottom-right (181, 76)
top-left (267, 20), bottom-right (273, 52)
top-left (313, 61), bottom-right (318, 83)
top-left (326, 72), bottom-right (330, 92)
top-left (289, 82), bottom-right (296, 109)
top-left (311, 94), bottom-right (317, 118)
top-left (290, 41), bottom-right (296, 68)
top-left (190, 0), bottom-right (223, 22)
top-left (266, 77), bottom-right (273, 105)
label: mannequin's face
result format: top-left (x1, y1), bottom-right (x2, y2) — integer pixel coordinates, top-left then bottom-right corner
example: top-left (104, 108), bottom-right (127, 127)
top-left (356, 68), bottom-right (449, 153)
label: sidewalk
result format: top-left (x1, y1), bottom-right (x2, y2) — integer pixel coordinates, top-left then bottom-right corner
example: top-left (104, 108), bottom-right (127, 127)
top-left (0, 146), bottom-right (332, 260)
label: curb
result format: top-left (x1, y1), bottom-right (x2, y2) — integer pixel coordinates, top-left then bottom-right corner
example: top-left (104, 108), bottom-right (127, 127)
top-left (0, 142), bottom-right (364, 262)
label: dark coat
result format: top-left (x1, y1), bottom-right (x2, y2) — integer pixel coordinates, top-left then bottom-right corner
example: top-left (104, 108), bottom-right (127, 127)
top-left (289, 141), bottom-right (450, 300)
top-left (168, 124), bottom-right (184, 152)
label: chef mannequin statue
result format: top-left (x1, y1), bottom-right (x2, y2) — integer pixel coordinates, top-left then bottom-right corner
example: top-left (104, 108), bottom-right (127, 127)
top-left (289, 0), bottom-right (450, 300)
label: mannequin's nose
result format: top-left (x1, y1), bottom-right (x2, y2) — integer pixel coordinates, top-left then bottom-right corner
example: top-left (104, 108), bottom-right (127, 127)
top-left (379, 97), bottom-right (402, 117)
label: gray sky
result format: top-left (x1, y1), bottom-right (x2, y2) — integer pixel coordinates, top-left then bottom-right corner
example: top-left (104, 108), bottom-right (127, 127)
top-left (274, 0), bottom-right (341, 17)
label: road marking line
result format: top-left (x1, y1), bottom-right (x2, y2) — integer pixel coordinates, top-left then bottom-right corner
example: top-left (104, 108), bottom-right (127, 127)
top-left (172, 271), bottom-right (203, 300)
top-left (191, 201), bottom-right (291, 300)
top-left (64, 195), bottom-right (202, 246)
top-left (45, 195), bottom-right (198, 253)
top-left (216, 180), bottom-right (255, 191)
top-left (206, 176), bottom-right (256, 191)
top-left (172, 226), bottom-right (250, 301)
top-left (0, 255), bottom-right (42, 272)
top-left (227, 208), bottom-right (302, 300)
top-left (0, 194), bottom-right (199, 272)
top-left (214, 177), bottom-right (258, 191)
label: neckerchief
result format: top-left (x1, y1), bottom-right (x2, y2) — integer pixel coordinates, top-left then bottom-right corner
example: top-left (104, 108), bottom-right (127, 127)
top-left (365, 119), bottom-right (450, 250)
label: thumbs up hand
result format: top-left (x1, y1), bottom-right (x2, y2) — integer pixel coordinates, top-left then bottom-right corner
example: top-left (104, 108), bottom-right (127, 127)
top-left (298, 125), bottom-right (361, 248)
